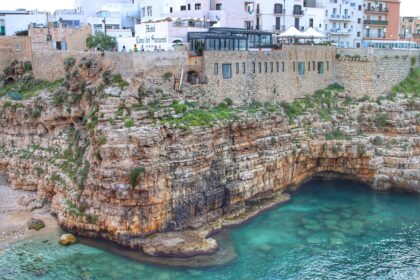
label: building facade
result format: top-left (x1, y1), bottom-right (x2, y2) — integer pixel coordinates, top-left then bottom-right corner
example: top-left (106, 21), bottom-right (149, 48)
top-left (363, 0), bottom-right (400, 42)
top-left (399, 16), bottom-right (420, 44)
top-left (0, 10), bottom-right (48, 36)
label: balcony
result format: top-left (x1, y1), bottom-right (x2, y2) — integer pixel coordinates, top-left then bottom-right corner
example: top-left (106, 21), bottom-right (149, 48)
top-left (273, 25), bottom-right (286, 32)
top-left (365, 7), bottom-right (388, 14)
top-left (330, 28), bottom-right (352, 35)
top-left (364, 33), bottom-right (386, 39)
top-left (329, 14), bottom-right (352, 21)
top-left (293, 10), bottom-right (304, 16)
top-left (274, 9), bottom-right (285, 15)
top-left (364, 20), bottom-right (388, 26)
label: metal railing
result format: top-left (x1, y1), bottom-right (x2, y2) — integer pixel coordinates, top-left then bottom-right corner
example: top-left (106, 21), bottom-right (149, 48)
top-left (330, 28), bottom-right (352, 34)
top-left (330, 14), bottom-right (352, 20)
top-left (364, 33), bottom-right (386, 38)
top-left (365, 7), bottom-right (388, 13)
top-left (293, 10), bottom-right (304, 16)
top-left (274, 8), bottom-right (286, 14)
top-left (364, 20), bottom-right (388, 25)
top-left (273, 25), bottom-right (286, 32)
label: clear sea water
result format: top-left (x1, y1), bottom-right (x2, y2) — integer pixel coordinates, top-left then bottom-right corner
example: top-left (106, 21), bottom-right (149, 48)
top-left (1, 179), bottom-right (419, 280)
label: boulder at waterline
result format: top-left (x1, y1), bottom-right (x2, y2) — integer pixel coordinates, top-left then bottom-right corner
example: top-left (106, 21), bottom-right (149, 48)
top-left (58, 233), bottom-right (77, 246)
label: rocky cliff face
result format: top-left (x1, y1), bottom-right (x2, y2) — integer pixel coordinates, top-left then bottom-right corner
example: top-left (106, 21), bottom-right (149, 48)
top-left (0, 58), bottom-right (418, 257)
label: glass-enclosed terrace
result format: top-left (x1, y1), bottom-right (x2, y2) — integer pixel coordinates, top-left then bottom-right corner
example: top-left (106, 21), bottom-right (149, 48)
top-left (188, 27), bottom-right (272, 51)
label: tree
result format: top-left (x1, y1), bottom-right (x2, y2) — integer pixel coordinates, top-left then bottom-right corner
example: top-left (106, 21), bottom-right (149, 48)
top-left (86, 33), bottom-right (116, 51)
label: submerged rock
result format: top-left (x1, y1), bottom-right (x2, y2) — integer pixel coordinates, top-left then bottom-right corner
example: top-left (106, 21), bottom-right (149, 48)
top-left (58, 233), bottom-right (77, 246)
top-left (27, 218), bottom-right (45, 231)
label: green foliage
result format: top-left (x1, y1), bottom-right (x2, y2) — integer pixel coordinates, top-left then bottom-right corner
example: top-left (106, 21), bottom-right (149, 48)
top-left (224, 98), bottom-right (233, 107)
top-left (373, 136), bottom-right (383, 146)
top-left (357, 95), bottom-right (371, 103)
top-left (97, 135), bottom-right (107, 146)
top-left (124, 118), bottom-right (135, 128)
top-left (411, 56), bottom-right (417, 66)
top-left (163, 72), bottom-right (173, 81)
top-left (23, 61), bottom-right (32, 72)
top-left (357, 144), bottom-right (366, 157)
top-left (86, 33), bottom-right (116, 51)
top-left (270, 137), bottom-right (277, 145)
top-left (332, 143), bottom-right (343, 153)
top-left (130, 167), bottom-right (145, 188)
top-left (325, 130), bottom-right (352, 141)
top-left (375, 113), bottom-right (388, 128)
top-left (64, 57), bottom-right (76, 69)
top-left (0, 74), bottom-right (63, 100)
top-left (391, 67), bottom-right (420, 96)
top-left (172, 100), bottom-right (187, 114)
top-left (344, 95), bottom-right (353, 106)
top-left (111, 74), bottom-right (129, 89)
top-left (59, 128), bottom-right (90, 189)
top-left (326, 83), bottom-right (345, 92)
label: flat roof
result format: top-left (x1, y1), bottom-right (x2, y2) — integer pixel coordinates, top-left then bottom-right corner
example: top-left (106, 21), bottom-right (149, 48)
top-left (188, 32), bottom-right (247, 40)
top-left (208, 27), bottom-right (272, 36)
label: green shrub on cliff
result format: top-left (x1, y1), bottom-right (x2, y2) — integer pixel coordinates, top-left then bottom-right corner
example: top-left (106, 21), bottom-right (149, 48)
top-left (391, 67), bottom-right (420, 96)
top-left (375, 113), bottom-right (388, 128)
top-left (130, 167), bottom-right (145, 188)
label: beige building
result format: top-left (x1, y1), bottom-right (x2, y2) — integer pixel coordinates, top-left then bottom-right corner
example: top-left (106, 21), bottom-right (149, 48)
top-left (29, 25), bottom-right (92, 51)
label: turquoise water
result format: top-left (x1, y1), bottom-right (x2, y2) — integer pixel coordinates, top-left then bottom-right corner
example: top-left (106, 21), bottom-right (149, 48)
top-left (1, 179), bottom-right (419, 280)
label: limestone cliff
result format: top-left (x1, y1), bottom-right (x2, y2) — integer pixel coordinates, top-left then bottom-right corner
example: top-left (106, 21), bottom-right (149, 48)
top-left (0, 57), bottom-right (418, 257)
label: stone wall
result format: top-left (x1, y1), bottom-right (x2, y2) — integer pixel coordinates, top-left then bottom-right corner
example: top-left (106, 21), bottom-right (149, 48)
top-left (201, 46), bottom-right (336, 104)
top-left (336, 53), bottom-right (420, 98)
top-left (0, 36), bottom-right (32, 74)
top-left (31, 50), bottom-right (190, 81)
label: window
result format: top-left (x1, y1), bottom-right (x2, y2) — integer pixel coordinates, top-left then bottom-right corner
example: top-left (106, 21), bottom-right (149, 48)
top-left (243, 62), bottom-right (246, 74)
top-left (298, 62), bottom-right (305, 76)
top-left (170, 7), bottom-right (173, 13)
top-left (357, 31), bottom-right (361, 37)
top-left (318, 62), bottom-right (324, 74)
top-left (326, 61), bottom-right (329, 71)
top-left (264, 62), bottom-right (268, 72)
top-left (309, 18), bottom-right (313, 28)
top-left (16, 43), bottom-right (20, 51)
top-left (259, 62), bottom-right (262, 73)
top-left (222, 64), bottom-right (232, 79)
top-left (195, 3), bottom-right (201, 10)
top-left (274, 4), bottom-right (283, 14)
top-left (214, 63), bottom-right (218, 75)
top-left (236, 63), bottom-right (240, 74)
top-left (307, 62), bottom-right (311, 71)
top-left (270, 62), bottom-right (274, 72)
top-left (147, 6), bottom-right (152, 16)
top-left (276, 62), bottom-right (279, 72)
top-left (292, 61), bottom-right (296, 72)
top-left (312, 61), bottom-right (315, 71)
top-left (181, 5), bottom-right (186, 11)
top-left (188, 4), bottom-right (191, 10)
top-left (252, 62), bottom-right (256, 73)
top-left (357, 18), bottom-right (361, 24)
top-left (358, 5), bottom-right (362, 11)
top-left (282, 62), bottom-right (285, 72)
top-left (216, 4), bottom-right (222, 10)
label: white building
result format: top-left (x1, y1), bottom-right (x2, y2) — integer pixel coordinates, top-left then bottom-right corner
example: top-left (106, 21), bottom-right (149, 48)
top-left (0, 10), bottom-right (48, 36)
top-left (321, 0), bottom-right (364, 48)
top-left (139, 0), bottom-right (256, 29)
top-left (254, 0), bottom-right (364, 48)
top-left (255, 0), bottom-right (305, 33)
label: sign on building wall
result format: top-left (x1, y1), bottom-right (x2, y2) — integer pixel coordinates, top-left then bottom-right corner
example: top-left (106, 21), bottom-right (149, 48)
top-left (135, 22), bottom-right (171, 51)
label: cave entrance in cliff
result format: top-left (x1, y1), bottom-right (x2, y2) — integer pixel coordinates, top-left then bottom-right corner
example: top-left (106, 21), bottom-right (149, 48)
top-left (4, 77), bottom-right (15, 85)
